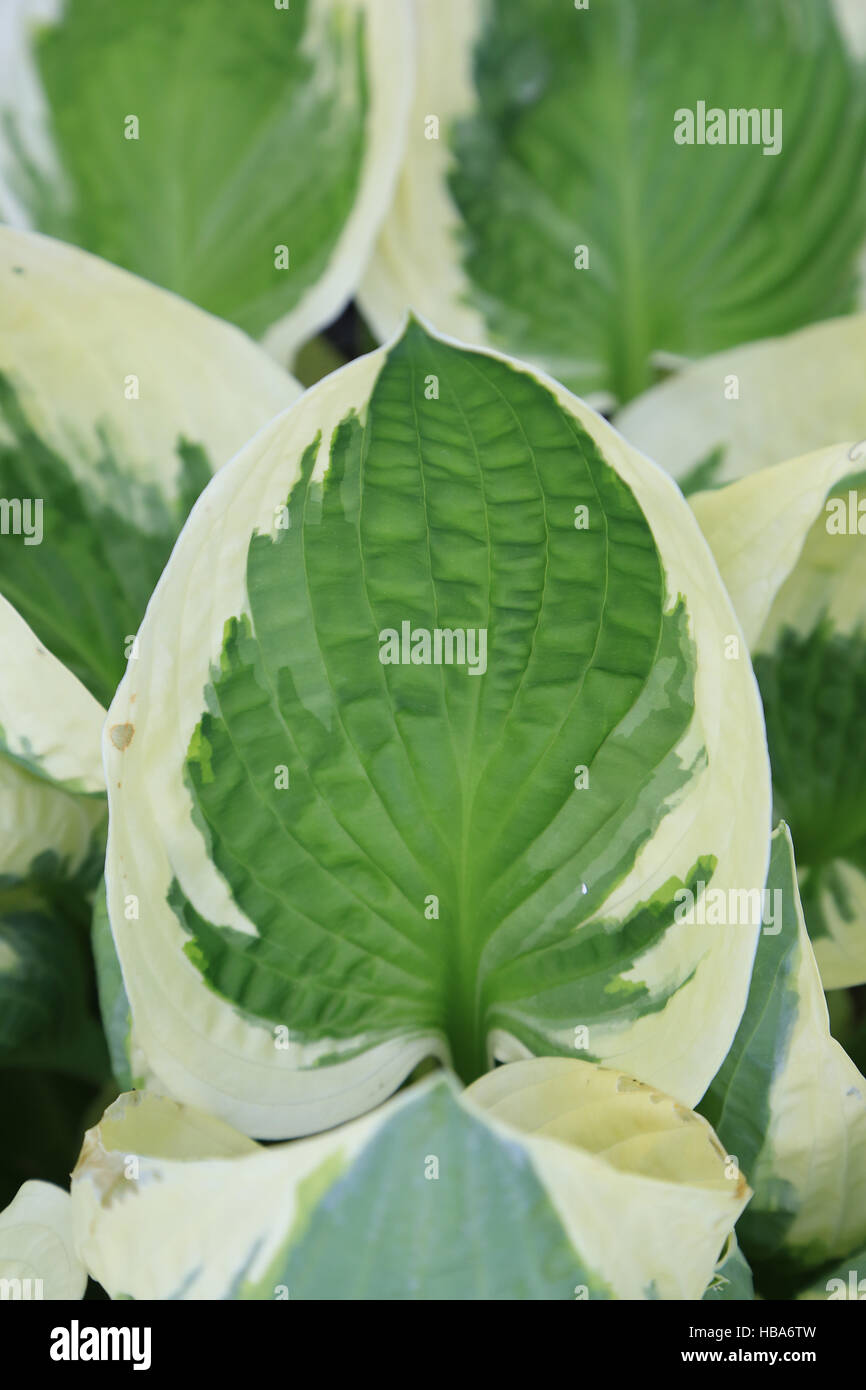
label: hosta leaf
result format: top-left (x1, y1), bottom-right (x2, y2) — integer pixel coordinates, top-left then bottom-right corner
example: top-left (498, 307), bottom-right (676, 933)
top-left (0, 1179), bottom-right (86, 1299)
top-left (0, 227), bottom-right (299, 706)
top-left (71, 1060), bottom-right (748, 1300)
top-left (692, 446), bottom-right (866, 987)
top-left (360, 0), bottom-right (866, 407)
top-left (699, 824), bottom-right (866, 1295)
top-left (103, 319), bottom-right (770, 1137)
top-left (0, 0), bottom-right (411, 356)
top-left (617, 314), bottom-right (866, 486)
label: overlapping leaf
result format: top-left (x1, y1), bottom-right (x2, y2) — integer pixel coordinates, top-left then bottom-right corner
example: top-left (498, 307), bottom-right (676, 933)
top-left (0, 0), bottom-right (412, 357)
top-left (361, 0), bottom-right (866, 406)
top-left (70, 1059), bottom-right (748, 1300)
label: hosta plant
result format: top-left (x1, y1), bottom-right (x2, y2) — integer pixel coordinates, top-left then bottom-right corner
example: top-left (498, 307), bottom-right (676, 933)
top-left (0, 268), bottom-right (863, 1298)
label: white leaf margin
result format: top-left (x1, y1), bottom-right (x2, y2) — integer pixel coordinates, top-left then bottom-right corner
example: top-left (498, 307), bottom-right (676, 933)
top-left (0, 593), bottom-right (104, 794)
top-left (690, 443), bottom-right (864, 650)
top-left (616, 316), bottom-right (866, 487)
top-left (357, 0), bottom-right (489, 362)
top-left (0, 596), bottom-right (105, 880)
top-left (0, 225), bottom-right (302, 504)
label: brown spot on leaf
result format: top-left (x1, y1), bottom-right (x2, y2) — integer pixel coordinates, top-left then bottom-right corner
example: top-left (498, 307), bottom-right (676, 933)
top-left (109, 722), bottom-right (135, 751)
top-left (616, 1074), bottom-right (650, 1094)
